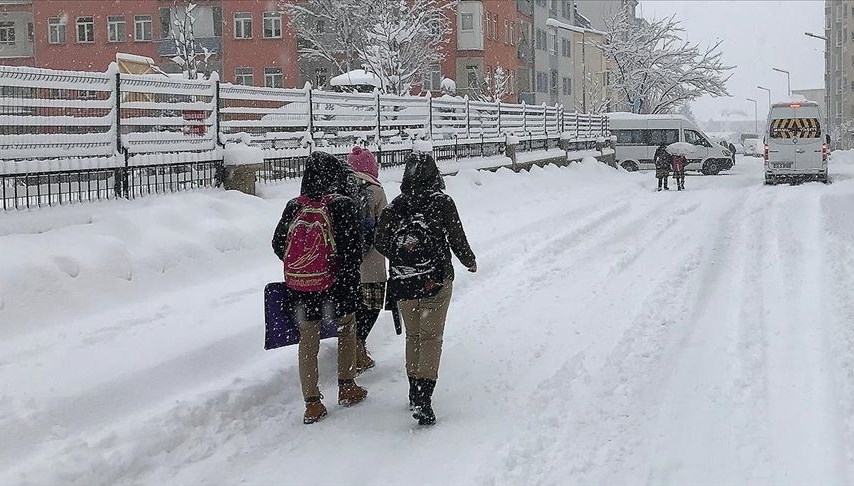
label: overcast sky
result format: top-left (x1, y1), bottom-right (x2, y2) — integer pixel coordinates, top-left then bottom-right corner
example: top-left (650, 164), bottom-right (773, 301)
top-left (639, 0), bottom-right (825, 122)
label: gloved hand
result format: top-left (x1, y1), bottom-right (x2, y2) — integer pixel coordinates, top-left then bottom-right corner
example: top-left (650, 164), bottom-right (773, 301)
top-left (363, 217), bottom-right (375, 231)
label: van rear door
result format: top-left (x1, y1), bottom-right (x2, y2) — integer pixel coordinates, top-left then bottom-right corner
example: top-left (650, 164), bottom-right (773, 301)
top-left (768, 106), bottom-right (796, 169)
top-left (791, 107), bottom-right (822, 171)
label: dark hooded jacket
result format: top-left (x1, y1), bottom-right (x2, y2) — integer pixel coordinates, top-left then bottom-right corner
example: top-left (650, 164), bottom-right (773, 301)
top-left (374, 153), bottom-right (476, 302)
top-left (272, 151), bottom-right (363, 321)
top-left (654, 144), bottom-right (671, 177)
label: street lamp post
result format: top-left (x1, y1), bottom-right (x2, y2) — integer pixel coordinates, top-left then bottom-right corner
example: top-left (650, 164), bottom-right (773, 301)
top-left (757, 85), bottom-right (772, 108)
top-left (747, 98), bottom-right (758, 134)
top-left (805, 32), bottom-right (840, 147)
top-left (772, 67), bottom-right (791, 97)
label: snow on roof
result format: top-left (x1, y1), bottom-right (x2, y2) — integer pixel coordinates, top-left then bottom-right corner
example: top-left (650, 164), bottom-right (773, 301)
top-left (330, 69), bottom-right (382, 88)
top-left (116, 53), bottom-right (155, 65)
top-left (545, 18), bottom-right (607, 36)
top-left (771, 94), bottom-right (819, 107)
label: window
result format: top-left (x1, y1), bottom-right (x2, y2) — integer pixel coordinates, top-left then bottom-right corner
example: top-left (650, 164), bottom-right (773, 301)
top-left (649, 129), bottom-right (679, 145)
top-left (263, 12), bottom-right (282, 38)
top-left (0, 22), bottom-right (15, 45)
top-left (135, 15), bottom-right (152, 41)
top-left (485, 12), bottom-right (492, 39)
top-left (235, 67), bottom-right (254, 86)
top-left (550, 0), bottom-right (558, 13)
top-left (509, 22), bottom-right (515, 46)
top-left (562, 76), bottom-right (571, 96)
top-left (422, 63), bottom-right (441, 91)
top-left (265, 67), bottom-right (283, 88)
top-left (769, 118), bottom-right (821, 139)
top-left (536, 71), bottom-right (547, 93)
top-left (234, 12), bottom-right (252, 39)
top-left (549, 31), bottom-right (557, 55)
top-left (535, 28), bottom-right (544, 50)
top-left (48, 17), bottom-right (66, 44)
top-left (504, 20), bottom-right (509, 44)
top-left (492, 15), bottom-right (497, 40)
top-left (614, 129), bottom-right (648, 146)
top-left (160, 8), bottom-right (171, 38)
top-left (27, 22), bottom-right (33, 42)
top-left (461, 13), bottom-right (474, 31)
top-left (550, 69), bottom-right (558, 93)
top-left (684, 129), bottom-right (712, 147)
top-left (76, 16), bottom-right (94, 43)
top-left (561, 0), bottom-right (571, 19)
top-left (213, 7), bottom-right (222, 37)
top-left (561, 38), bottom-right (571, 57)
top-left (108, 16), bottom-right (126, 42)
top-left (315, 67), bottom-right (328, 87)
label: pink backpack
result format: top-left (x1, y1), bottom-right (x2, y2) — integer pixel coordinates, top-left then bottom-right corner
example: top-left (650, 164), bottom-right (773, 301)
top-left (284, 195), bottom-right (337, 292)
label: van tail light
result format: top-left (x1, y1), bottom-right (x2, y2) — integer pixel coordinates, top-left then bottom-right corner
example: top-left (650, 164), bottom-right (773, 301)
top-left (822, 143), bottom-right (827, 161)
top-left (764, 143), bottom-right (769, 161)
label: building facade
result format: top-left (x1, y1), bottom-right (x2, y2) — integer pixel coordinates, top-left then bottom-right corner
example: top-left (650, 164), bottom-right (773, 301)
top-left (825, 0), bottom-right (853, 148)
top-left (1, 0), bottom-right (635, 113)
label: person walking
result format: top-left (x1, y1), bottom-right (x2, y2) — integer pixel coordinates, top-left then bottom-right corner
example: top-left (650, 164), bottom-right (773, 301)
top-left (653, 143), bottom-right (671, 191)
top-left (346, 146), bottom-right (389, 372)
top-left (272, 151), bottom-right (367, 425)
top-left (728, 141), bottom-right (737, 166)
top-left (671, 153), bottom-right (687, 191)
top-left (375, 151), bottom-right (477, 426)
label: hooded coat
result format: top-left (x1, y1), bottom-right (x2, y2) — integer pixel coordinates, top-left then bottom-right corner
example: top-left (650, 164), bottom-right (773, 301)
top-left (374, 153), bottom-right (476, 303)
top-left (654, 144), bottom-right (671, 178)
top-left (272, 152), bottom-right (363, 321)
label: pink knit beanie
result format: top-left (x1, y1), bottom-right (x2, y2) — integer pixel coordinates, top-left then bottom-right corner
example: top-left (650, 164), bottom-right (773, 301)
top-left (346, 145), bottom-right (378, 179)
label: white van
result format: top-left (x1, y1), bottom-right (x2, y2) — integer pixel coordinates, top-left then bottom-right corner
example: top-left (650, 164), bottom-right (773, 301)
top-left (607, 113), bottom-right (733, 174)
top-left (764, 100), bottom-right (828, 184)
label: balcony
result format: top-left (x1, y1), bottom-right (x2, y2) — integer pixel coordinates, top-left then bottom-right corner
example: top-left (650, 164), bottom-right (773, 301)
top-left (157, 37), bottom-right (221, 58)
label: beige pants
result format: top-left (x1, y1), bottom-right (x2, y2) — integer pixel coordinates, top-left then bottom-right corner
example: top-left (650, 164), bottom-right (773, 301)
top-left (398, 281), bottom-right (453, 381)
top-left (298, 312), bottom-right (357, 401)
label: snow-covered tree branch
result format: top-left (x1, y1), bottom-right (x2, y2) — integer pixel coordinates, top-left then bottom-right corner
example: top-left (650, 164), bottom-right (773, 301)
top-left (597, 10), bottom-right (733, 114)
top-left (169, 0), bottom-right (212, 80)
top-left (356, 0), bottom-right (452, 95)
top-left (282, 0), bottom-right (372, 75)
top-left (470, 65), bottom-right (511, 103)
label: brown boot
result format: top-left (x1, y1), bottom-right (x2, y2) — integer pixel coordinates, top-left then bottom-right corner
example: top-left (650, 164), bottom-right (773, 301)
top-left (304, 398), bottom-right (327, 425)
top-left (355, 341), bottom-right (375, 374)
top-left (338, 380), bottom-right (368, 406)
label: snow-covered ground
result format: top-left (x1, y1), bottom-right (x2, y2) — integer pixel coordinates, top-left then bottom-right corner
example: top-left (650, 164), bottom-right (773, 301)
top-left (2, 153), bottom-right (853, 485)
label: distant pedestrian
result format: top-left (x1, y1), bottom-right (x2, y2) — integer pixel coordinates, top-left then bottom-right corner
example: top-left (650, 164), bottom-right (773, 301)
top-left (346, 146), bottom-right (389, 373)
top-left (671, 154), bottom-right (687, 191)
top-left (654, 144), bottom-right (671, 191)
top-left (272, 151), bottom-right (367, 425)
top-left (375, 151), bottom-right (477, 426)
top-left (728, 141), bottom-right (736, 165)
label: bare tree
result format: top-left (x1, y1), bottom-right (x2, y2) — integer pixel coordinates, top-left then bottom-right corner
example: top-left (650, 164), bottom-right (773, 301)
top-left (282, 0), bottom-right (373, 75)
top-left (470, 65), bottom-right (511, 103)
top-left (597, 9), bottom-right (733, 114)
top-left (170, 0), bottom-right (212, 79)
top-left (357, 0), bottom-right (452, 95)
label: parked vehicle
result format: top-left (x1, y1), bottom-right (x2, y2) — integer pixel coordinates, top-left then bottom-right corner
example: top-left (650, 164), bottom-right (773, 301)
top-left (743, 138), bottom-right (763, 157)
top-left (608, 113), bottom-right (733, 174)
top-left (764, 100), bottom-right (828, 184)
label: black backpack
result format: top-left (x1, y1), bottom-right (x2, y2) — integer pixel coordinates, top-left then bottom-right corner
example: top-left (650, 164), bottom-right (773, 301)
top-left (355, 179), bottom-right (375, 256)
top-left (387, 197), bottom-right (444, 300)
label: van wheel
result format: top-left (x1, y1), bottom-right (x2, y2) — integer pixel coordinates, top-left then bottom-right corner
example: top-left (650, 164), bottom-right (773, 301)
top-left (764, 175), bottom-right (777, 186)
top-left (703, 160), bottom-right (721, 175)
top-left (620, 161), bottom-right (639, 172)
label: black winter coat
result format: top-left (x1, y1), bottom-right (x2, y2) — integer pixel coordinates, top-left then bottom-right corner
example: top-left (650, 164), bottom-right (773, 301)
top-left (272, 152), bottom-right (363, 321)
top-left (374, 153), bottom-right (476, 303)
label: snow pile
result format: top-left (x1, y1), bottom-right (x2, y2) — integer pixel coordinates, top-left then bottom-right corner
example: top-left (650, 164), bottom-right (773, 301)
top-left (329, 69), bottom-right (382, 88)
top-left (224, 142), bottom-right (265, 166)
top-left (0, 191), bottom-right (279, 334)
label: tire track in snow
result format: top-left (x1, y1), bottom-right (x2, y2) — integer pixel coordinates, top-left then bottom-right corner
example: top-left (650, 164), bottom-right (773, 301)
top-left (480, 190), bottom-right (750, 485)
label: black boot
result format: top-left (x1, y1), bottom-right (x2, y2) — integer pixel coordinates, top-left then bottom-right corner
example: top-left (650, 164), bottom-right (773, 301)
top-left (413, 378), bottom-right (437, 426)
top-left (408, 376), bottom-right (418, 411)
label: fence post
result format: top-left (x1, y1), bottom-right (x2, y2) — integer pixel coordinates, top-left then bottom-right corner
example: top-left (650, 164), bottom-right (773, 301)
top-left (543, 103), bottom-right (547, 137)
top-left (427, 91), bottom-right (433, 140)
top-left (114, 72), bottom-right (129, 199)
top-left (307, 83), bottom-right (314, 151)
top-left (522, 101), bottom-right (527, 134)
top-left (559, 105), bottom-right (564, 133)
top-left (464, 94), bottom-right (470, 140)
top-left (214, 79), bottom-right (222, 147)
top-left (375, 89), bottom-right (381, 145)
top-left (497, 100), bottom-right (502, 136)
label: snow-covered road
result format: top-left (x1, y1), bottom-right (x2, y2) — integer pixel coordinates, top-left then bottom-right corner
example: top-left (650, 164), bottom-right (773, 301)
top-left (2, 154), bottom-right (853, 485)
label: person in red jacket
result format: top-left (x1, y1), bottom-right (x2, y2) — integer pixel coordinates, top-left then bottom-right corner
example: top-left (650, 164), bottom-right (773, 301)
top-left (671, 154), bottom-right (687, 191)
